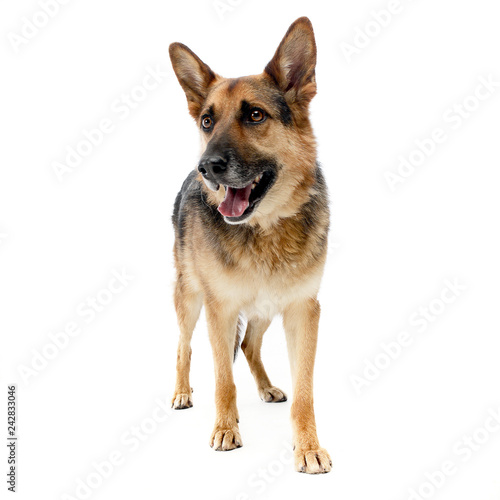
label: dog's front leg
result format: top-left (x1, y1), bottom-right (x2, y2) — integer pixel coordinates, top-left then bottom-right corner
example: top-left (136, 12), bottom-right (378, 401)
top-left (205, 299), bottom-right (242, 451)
top-left (283, 297), bottom-right (332, 473)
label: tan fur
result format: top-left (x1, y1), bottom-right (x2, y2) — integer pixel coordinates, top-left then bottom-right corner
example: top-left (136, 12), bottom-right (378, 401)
top-left (200, 76), bottom-right (318, 230)
top-left (241, 317), bottom-right (287, 402)
top-left (169, 17), bottom-right (331, 473)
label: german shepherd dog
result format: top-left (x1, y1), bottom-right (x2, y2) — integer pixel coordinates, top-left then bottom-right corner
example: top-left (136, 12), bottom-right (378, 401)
top-left (169, 17), bottom-right (331, 474)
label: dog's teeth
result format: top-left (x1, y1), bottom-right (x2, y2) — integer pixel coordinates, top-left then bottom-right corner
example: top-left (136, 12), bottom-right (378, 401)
top-left (255, 174), bottom-right (262, 183)
top-left (251, 183), bottom-right (256, 190)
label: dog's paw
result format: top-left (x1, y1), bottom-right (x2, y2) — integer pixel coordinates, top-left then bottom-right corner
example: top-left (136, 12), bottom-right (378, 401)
top-left (210, 424), bottom-right (242, 451)
top-left (171, 391), bottom-right (193, 409)
top-left (294, 447), bottom-right (332, 474)
top-left (259, 386), bottom-right (287, 402)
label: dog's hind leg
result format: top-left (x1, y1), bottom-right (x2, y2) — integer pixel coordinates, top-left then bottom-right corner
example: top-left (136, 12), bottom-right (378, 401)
top-left (171, 277), bottom-right (202, 409)
top-left (241, 318), bottom-right (287, 403)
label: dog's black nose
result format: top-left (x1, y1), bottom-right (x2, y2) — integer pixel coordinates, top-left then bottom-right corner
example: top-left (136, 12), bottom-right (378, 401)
top-left (198, 156), bottom-right (227, 178)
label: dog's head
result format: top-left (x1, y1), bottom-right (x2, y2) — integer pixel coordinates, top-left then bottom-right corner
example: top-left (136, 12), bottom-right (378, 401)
top-left (169, 17), bottom-right (318, 226)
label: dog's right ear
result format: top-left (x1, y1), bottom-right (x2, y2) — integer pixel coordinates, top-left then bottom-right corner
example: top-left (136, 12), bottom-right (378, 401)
top-left (264, 17), bottom-right (317, 107)
top-left (169, 43), bottom-right (218, 118)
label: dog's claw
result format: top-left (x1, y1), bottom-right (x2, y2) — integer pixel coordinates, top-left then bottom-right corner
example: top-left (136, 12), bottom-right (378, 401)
top-left (210, 424), bottom-right (242, 451)
top-left (171, 392), bottom-right (193, 409)
top-left (294, 447), bottom-right (332, 474)
top-left (259, 386), bottom-right (287, 403)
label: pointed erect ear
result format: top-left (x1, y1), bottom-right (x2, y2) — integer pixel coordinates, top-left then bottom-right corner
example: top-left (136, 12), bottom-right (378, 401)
top-left (169, 42), bottom-right (219, 118)
top-left (264, 17), bottom-right (317, 105)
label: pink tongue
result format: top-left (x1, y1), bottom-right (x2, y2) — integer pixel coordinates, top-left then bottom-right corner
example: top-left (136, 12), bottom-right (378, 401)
top-left (218, 184), bottom-right (253, 217)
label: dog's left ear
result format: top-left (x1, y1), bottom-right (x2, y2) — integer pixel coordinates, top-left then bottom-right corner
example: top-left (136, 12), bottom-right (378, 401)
top-left (264, 17), bottom-right (317, 106)
top-left (169, 42), bottom-right (219, 118)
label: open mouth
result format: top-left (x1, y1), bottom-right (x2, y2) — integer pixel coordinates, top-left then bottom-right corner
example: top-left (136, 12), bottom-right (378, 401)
top-left (217, 170), bottom-right (275, 222)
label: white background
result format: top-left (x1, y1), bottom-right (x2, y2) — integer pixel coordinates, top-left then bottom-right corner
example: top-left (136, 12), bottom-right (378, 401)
top-left (1, 0), bottom-right (500, 499)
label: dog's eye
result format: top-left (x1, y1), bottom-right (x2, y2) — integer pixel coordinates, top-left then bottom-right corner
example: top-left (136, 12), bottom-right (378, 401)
top-left (250, 109), bottom-right (265, 122)
top-left (202, 116), bottom-right (212, 129)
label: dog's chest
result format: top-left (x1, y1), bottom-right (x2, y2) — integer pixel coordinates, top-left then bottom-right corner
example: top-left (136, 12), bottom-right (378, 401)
top-left (239, 266), bottom-right (323, 320)
top-left (222, 225), bottom-right (324, 319)
top-left (243, 288), bottom-right (287, 320)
